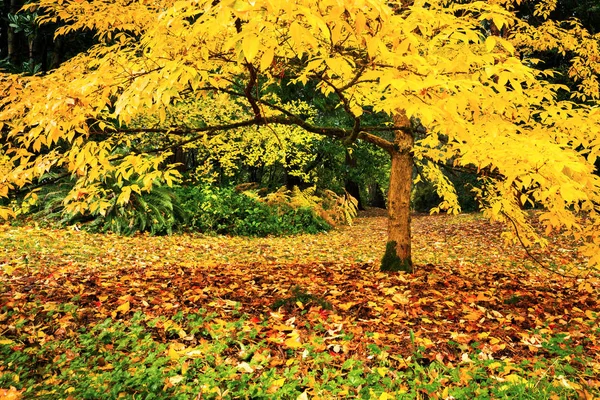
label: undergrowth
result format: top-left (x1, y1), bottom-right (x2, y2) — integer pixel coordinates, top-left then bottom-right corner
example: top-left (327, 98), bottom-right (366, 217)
top-left (0, 309), bottom-right (593, 399)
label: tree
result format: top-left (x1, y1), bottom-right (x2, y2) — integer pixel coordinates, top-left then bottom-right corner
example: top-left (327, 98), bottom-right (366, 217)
top-left (516, 0), bottom-right (600, 34)
top-left (1, 0), bottom-right (600, 272)
top-left (508, 0), bottom-right (600, 101)
top-left (1, 0), bottom-right (97, 74)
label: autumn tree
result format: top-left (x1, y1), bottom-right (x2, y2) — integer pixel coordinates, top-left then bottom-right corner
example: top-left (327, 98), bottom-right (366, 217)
top-left (2, 0), bottom-right (600, 273)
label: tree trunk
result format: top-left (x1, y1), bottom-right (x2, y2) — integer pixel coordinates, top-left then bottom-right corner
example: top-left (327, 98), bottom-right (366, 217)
top-left (368, 182), bottom-right (386, 208)
top-left (50, 35), bottom-right (63, 70)
top-left (28, 37), bottom-right (35, 65)
top-left (0, 2), bottom-right (7, 60)
top-left (7, 0), bottom-right (19, 65)
top-left (168, 146), bottom-right (188, 173)
top-left (344, 150), bottom-right (365, 210)
top-left (284, 171), bottom-right (303, 191)
top-left (381, 112), bottom-right (414, 272)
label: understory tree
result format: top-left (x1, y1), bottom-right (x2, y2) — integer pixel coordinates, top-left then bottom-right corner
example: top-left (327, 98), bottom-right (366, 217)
top-left (1, 0), bottom-right (600, 272)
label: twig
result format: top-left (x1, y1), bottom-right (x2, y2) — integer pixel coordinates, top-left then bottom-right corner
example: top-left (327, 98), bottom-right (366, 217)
top-left (501, 210), bottom-right (578, 279)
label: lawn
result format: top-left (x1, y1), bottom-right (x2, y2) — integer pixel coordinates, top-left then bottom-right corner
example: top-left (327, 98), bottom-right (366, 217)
top-left (1, 211), bottom-right (599, 399)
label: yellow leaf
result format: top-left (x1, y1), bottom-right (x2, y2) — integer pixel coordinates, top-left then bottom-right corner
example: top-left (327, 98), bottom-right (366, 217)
top-left (487, 361), bottom-right (502, 370)
top-left (243, 33), bottom-right (260, 62)
top-left (355, 12), bottom-right (366, 35)
top-left (158, 107), bottom-right (166, 124)
top-left (116, 301), bottom-right (130, 314)
top-left (441, 387), bottom-right (449, 399)
top-left (492, 15), bottom-right (507, 30)
top-left (273, 324), bottom-right (294, 332)
top-left (289, 21), bottom-right (316, 50)
top-left (2, 263), bottom-right (16, 275)
top-left (260, 47), bottom-right (274, 71)
top-left (0, 339), bottom-right (14, 345)
top-left (366, 37), bottom-right (380, 59)
top-left (284, 335), bottom-right (302, 349)
top-left (0, 207), bottom-right (15, 220)
top-left (376, 367), bottom-right (388, 377)
top-left (297, 392), bottom-right (308, 400)
top-left (338, 302), bottom-right (356, 311)
top-left (168, 345), bottom-right (180, 361)
top-left (499, 37), bottom-right (515, 54)
top-left (485, 36), bottom-right (496, 52)
top-left (271, 378), bottom-right (285, 387)
top-left (116, 187), bottom-right (131, 206)
top-left (505, 374), bottom-right (526, 383)
top-left (168, 375), bottom-right (184, 385)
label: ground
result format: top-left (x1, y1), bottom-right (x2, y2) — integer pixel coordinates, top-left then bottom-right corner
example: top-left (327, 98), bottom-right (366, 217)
top-left (1, 211), bottom-right (599, 399)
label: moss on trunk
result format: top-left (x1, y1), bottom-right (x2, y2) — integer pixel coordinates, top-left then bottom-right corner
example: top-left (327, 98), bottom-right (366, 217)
top-left (380, 241), bottom-right (413, 272)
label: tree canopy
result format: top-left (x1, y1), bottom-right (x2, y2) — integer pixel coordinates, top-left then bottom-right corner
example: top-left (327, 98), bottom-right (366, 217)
top-left (1, 0), bottom-right (600, 271)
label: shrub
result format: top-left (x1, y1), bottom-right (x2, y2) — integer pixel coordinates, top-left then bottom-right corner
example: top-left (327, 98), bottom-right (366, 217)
top-left (175, 185), bottom-right (332, 236)
top-left (279, 206), bottom-right (331, 234)
top-left (97, 183), bottom-right (185, 235)
top-left (21, 182), bottom-right (333, 237)
top-left (411, 171), bottom-right (481, 213)
top-left (24, 178), bottom-right (185, 235)
top-left (176, 185), bottom-right (278, 236)
top-left (261, 186), bottom-right (358, 226)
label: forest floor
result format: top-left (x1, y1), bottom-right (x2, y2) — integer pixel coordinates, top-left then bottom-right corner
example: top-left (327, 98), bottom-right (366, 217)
top-left (1, 211), bottom-right (599, 399)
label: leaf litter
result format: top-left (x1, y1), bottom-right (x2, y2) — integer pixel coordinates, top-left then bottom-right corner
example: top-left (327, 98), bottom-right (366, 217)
top-left (1, 211), bottom-right (599, 396)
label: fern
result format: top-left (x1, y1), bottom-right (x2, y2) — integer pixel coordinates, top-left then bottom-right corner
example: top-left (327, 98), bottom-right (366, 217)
top-left (98, 183), bottom-right (184, 235)
top-left (263, 186), bottom-right (291, 207)
top-left (261, 186), bottom-right (358, 226)
top-left (27, 177), bottom-right (184, 235)
top-left (320, 190), bottom-right (358, 226)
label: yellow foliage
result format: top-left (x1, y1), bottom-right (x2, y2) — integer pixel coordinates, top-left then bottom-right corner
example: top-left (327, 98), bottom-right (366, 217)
top-left (259, 186), bottom-right (358, 226)
top-left (1, 0), bottom-right (600, 270)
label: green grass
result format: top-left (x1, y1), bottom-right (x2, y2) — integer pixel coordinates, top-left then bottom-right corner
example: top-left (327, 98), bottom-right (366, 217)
top-left (0, 310), bottom-right (593, 399)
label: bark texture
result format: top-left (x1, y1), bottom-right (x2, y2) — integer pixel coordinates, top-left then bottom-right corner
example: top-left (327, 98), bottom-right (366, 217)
top-left (7, 0), bottom-right (19, 64)
top-left (381, 112), bottom-right (413, 272)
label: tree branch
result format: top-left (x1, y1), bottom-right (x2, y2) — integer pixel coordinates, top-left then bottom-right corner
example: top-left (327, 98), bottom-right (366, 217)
top-left (502, 210), bottom-right (578, 279)
top-left (319, 76), bottom-right (361, 145)
top-left (234, 16), bottom-right (262, 120)
top-left (426, 157), bottom-right (505, 180)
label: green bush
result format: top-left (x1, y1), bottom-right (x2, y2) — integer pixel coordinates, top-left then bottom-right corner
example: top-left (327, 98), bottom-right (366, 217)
top-left (23, 178), bottom-right (185, 236)
top-left (411, 171), bottom-right (481, 213)
top-left (175, 185), bottom-right (331, 236)
top-left (19, 182), bottom-right (330, 237)
top-left (279, 206), bottom-right (331, 234)
top-left (97, 184), bottom-right (185, 236)
top-left (411, 181), bottom-right (441, 213)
